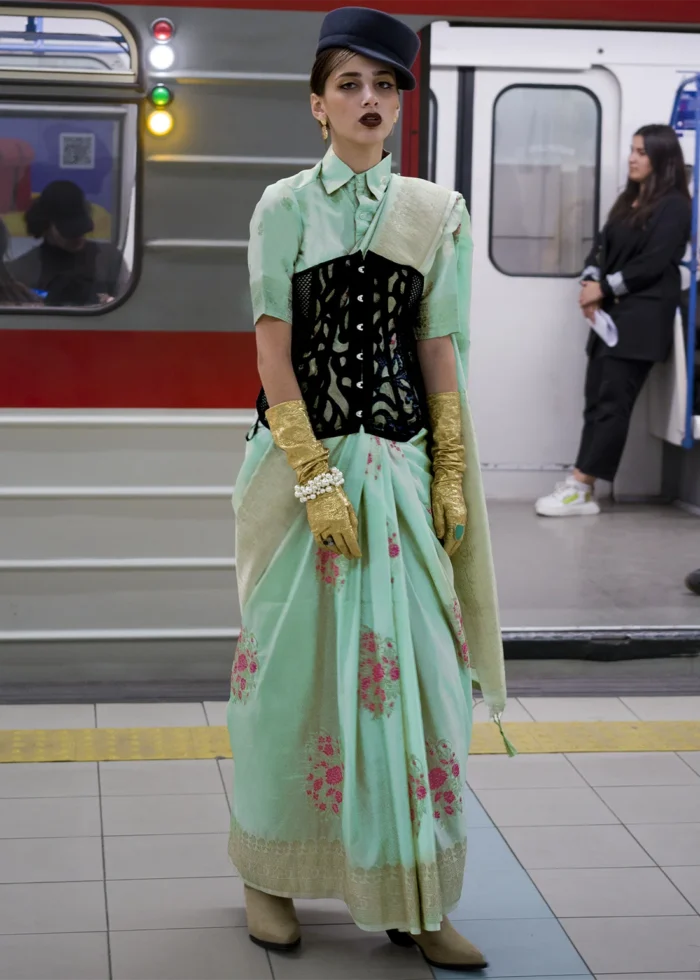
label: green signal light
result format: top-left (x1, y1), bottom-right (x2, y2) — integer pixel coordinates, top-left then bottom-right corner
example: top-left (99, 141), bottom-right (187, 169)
top-left (150, 85), bottom-right (173, 108)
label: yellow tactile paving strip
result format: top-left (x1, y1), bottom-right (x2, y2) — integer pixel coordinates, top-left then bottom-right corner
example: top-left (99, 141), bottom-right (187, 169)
top-left (1, 721), bottom-right (700, 763)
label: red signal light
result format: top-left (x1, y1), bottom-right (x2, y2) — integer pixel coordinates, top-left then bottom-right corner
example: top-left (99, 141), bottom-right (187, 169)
top-left (151, 19), bottom-right (174, 43)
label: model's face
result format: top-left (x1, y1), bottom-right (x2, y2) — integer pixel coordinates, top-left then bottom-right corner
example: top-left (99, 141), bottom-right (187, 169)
top-left (310, 53), bottom-right (400, 147)
top-left (628, 135), bottom-right (653, 183)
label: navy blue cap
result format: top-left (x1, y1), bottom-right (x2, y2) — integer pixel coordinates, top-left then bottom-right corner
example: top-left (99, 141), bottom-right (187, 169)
top-left (316, 6), bottom-right (420, 91)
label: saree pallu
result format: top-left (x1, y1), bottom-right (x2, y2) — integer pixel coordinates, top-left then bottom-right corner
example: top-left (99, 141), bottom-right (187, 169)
top-left (228, 425), bottom-right (473, 933)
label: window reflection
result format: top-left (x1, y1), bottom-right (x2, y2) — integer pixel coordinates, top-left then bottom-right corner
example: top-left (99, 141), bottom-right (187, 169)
top-left (7, 179), bottom-right (127, 305)
top-left (0, 12), bottom-right (135, 77)
top-left (0, 105), bottom-right (136, 310)
top-left (490, 86), bottom-right (600, 277)
top-left (0, 218), bottom-right (41, 306)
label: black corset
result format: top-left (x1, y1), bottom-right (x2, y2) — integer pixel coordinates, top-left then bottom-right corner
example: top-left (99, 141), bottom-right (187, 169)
top-left (255, 250), bottom-right (427, 442)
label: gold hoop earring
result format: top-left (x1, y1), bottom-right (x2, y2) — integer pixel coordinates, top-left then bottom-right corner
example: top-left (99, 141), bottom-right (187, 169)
top-left (321, 120), bottom-right (329, 141)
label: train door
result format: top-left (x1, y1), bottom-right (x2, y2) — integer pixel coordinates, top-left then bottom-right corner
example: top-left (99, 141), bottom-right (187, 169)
top-left (437, 65), bottom-right (621, 498)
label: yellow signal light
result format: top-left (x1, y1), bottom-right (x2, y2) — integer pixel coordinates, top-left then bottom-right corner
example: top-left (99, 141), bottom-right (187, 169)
top-left (147, 109), bottom-right (174, 137)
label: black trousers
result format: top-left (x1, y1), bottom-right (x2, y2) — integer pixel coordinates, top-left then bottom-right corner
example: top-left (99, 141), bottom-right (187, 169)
top-left (574, 353), bottom-right (653, 483)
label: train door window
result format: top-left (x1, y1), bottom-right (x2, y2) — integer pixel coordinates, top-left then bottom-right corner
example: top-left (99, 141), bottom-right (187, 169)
top-left (490, 85), bottom-right (600, 277)
top-left (0, 10), bottom-right (139, 312)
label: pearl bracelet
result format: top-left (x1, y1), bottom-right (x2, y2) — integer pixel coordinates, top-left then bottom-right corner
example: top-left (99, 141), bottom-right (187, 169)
top-left (294, 466), bottom-right (345, 503)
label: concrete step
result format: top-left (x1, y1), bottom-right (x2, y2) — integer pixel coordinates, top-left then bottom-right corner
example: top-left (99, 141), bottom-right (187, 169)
top-left (0, 496), bottom-right (235, 561)
top-left (0, 566), bottom-right (239, 632)
top-left (0, 410), bottom-right (252, 487)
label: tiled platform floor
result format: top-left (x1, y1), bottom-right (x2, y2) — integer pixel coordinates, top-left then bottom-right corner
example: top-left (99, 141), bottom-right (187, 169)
top-left (1, 697), bottom-right (700, 979)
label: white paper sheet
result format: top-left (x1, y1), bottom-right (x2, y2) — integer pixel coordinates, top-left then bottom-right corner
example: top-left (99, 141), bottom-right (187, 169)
top-left (583, 308), bottom-right (618, 347)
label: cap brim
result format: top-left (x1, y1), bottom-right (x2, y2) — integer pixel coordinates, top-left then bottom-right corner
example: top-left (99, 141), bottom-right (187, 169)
top-left (319, 40), bottom-right (417, 90)
top-left (54, 213), bottom-right (94, 239)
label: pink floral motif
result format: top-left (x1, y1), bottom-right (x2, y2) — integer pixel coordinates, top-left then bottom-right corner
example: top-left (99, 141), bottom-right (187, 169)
top-left (358, 628), bottom-right (400, 719)
top-left (365, 436), bottom-right (383, 479)
top-left (388, 531), bottom-right (400, 559)
top-left (315, 547), bottom-right (347, 592)
top-left (426, 738), bottom-right (464, 819)
top-left (365, 436), bottom-right (405, 478)
top-left (230, 627), bottom-right (260, 704)
top-left (408, 757), bottom-right (428, 826)
top-left (409, 739), bottom-right (464, 829)
top-left (452, 598), bottom-right (470, 666)
top-left (305, 732), bottom-right (344, 816)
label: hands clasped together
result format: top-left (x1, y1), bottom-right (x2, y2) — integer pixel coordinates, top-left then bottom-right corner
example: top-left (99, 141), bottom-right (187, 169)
top-left (266, 394), bottom-right (468, 562)
top-left (579, 279), bottom-right (604, 323)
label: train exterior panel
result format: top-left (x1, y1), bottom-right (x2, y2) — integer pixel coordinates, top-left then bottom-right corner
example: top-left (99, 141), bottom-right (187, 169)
top-left (0, 1), bottom-right (697, 695)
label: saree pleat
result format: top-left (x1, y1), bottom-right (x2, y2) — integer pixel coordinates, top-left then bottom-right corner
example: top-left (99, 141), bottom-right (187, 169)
top-left (228, 427), bottom-right (473, 933)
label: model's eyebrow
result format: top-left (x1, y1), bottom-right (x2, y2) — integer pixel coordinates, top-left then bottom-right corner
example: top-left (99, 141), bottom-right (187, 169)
top-left (336, 69), bottom-right (394, 79)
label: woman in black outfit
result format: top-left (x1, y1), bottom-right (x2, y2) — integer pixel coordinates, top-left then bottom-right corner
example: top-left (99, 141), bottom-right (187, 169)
top-left (536, 124), bottom-right (691, 517)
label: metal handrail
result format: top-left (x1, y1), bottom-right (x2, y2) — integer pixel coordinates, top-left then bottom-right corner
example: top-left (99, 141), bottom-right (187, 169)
top-left (152, 70), bottom-right (309, 84)
top-left (0, 557), bottom-right (236, 571)
top-left (0, 486), bottom-right (234, 499)
top-left (0, 411), bottom-right (256, 427)
top-left (145, 239), bottom-right (248, 250)
top-left (147, 154), bottom-right (320, 168)
top-left (0, 627), bottom-right (240, 642)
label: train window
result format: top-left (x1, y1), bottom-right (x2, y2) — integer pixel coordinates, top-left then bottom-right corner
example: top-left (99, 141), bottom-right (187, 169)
top-left (0, 103), bottom-right (137, 312)
top-left (490, 85), bottom-right (600, 278)
top-left (0, 10), bottom-right (137, 83)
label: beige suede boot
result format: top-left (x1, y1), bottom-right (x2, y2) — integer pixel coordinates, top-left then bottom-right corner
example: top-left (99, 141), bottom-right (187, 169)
top-left (244, 884), bottom-right (301, 951)
top-left (388, 919), bottom-right (487, 971)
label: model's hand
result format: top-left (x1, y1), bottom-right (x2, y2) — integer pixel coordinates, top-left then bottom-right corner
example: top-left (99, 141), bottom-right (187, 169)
top-left (426, 391), bottom-right (467, 557)
top-left (306, 486), bottom-right (361, 560)
top-left (264, 399), bottom-right (361, 560)
top-left (579, 281), bottom-right (603, 308)
top-left (431, 473), bottom-right (467, 557)
top-left (582, 301), bottom-right (600, 323)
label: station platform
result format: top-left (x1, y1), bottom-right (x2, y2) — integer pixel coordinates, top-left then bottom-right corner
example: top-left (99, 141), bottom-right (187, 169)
top-left (1, 696), bottom-right (700, 979)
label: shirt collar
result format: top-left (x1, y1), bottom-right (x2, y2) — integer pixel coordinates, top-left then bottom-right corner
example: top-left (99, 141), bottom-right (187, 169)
top-left (320, 146), bottom-right (392, 200)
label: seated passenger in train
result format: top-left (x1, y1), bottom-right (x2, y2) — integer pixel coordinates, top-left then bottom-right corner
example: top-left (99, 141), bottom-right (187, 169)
top-left (536, 124), bottom-right (691, 517)
top-left (7, 180), bottom-right (128, 306)
top-left (0, 218), bottom-right (42, 306)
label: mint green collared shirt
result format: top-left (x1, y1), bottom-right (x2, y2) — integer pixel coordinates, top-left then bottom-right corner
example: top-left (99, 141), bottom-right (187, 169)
top-left (249, 147), bottom-right (392, 325)
top-left (248, 145), bottom-right (463, 340)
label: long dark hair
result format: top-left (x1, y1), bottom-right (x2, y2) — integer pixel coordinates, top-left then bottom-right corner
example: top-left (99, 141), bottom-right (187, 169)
top-left (608, 124), bottom-right (690, 228)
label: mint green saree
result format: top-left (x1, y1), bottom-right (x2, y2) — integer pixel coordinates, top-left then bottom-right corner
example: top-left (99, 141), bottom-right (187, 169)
top-left (227, 150), bottom-right (506, 934)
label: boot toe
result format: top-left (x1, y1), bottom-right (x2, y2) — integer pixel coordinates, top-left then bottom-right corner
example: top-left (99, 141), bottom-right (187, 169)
top-left (415, 921), bottom-right (488, 971)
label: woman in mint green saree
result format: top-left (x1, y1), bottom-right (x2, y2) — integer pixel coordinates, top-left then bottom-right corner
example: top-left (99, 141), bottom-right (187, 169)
top-left (227, 7), bottom-right (507, 971)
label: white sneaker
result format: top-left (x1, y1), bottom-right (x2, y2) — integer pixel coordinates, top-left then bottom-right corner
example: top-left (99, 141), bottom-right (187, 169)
top-left (535, 478), bottom-right (601, 517)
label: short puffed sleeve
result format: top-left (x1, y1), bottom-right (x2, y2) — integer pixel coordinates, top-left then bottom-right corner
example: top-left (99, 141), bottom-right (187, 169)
top-left (248, 182), bottom-right (302, 325)
top-left (416, 196), bottom-right (472, 340)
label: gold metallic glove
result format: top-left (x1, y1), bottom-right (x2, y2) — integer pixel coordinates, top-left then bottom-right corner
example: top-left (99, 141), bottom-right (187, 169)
top-left (427, 391), bottom-right (467, 557)
top-left (265, 399), bottom-right (361, 560)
